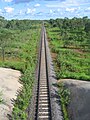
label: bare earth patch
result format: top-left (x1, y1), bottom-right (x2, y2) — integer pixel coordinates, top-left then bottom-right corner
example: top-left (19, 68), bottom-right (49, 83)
top-left (59, 79), bottom-right (90, 120)
top-left (0, 67), bottom-right (22, 120)
top-left (51, 52), bottom-right (57, 60)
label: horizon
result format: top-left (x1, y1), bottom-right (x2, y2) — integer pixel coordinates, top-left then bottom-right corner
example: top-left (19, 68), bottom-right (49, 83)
top-left (0, 0), bottom-right (90, 20)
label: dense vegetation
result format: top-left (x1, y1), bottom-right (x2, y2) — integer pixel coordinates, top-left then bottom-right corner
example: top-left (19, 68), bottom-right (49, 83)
top-left (0, 15), bottom-right (90, 120)
top-left (58, 83), bottom-right (70, 120)
top-left (46, 17), bottom-right (90, 81)
top-left (0, 16), bottom-right (41, 119)
top-left (46, 17), bottom-right (90, 120)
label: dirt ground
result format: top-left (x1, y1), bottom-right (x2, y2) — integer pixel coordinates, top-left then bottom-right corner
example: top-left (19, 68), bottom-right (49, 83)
top-left (0, 67), bottom-right (22, 120)
top-left (59, 79), bottom-right (90, 120)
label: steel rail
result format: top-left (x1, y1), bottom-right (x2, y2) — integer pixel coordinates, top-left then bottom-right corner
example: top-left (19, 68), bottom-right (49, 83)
top-left (35, 25), bottom-right (52, 120)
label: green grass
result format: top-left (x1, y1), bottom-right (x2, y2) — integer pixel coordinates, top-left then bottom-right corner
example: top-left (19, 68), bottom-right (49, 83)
top-left (0, 22), bottom-right (41, 119)
top-left (58, 83), bottom-right (70, 120)
top-left (46, 25), bottom-right (90, 120)
top-left (55, 48), bottom-right (90, 80)
top-left (47, 27), bottom-right (90, 81)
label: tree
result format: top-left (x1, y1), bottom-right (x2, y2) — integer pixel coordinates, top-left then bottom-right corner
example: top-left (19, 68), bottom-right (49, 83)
top-left (85, 22), bottom-right (90, 32)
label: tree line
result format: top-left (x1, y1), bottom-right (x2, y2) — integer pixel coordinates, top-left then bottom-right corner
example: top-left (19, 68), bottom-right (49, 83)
top-left (47, 16), bottom-right (90, 50)
top-left (0, 16), bottom-right (41, 30)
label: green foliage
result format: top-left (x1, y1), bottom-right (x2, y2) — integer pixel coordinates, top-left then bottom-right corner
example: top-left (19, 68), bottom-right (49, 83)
top-left (54, 49), bottom-right (90, 80)
top-left (47, 18), bottom-right (90, 120)
top-left (58, 83), bottom-right (70, 120)
top-left (0, 18), bottom-right (41, 119)
top-left (46, 17), bottom-right (90, 119)
top-left (11, 28), bottom-right (40, 119)
top-left (85, 22), bottom-right (90, 32)
top-left (46, 17), bottom-right (90, 120)
top-left (47, 17), bottom-right (90, 50)
top-left (0, 17), bottom-right (41, 30)
top-left (46, 17), bottom-right (90, 81)
top-left (12, 107), bottom-right (27, 120)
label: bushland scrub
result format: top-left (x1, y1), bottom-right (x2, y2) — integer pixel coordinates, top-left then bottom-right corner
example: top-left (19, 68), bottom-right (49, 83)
top-left (58, 82), bottom-right (70, 120)
top-left (46, 17), bottom-right (90, 120)
top-left (0, 17), bottom-right (41, 119)
top-left (46, 17), bottom-right (90, 81)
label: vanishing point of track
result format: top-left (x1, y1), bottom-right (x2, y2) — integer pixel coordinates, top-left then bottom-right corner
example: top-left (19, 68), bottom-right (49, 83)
top-left (35, 25), bottom-right (52, 120)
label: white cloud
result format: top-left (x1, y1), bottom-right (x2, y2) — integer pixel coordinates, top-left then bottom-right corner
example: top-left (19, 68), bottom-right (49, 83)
top-left (49, 9), bottom-right (59, 15)
top-left (46, 0), bottom-right (90, 9)
top-left (35, 12), bottom-right (43, 16)
top-left (50, 9), bottom-right (53, 14)
top-left (4, 0), bottom-right (13, 2)
top-left (46, 0), bottom-right (79, 8)
top-left (46, 4), bottom-right (60, 8)
top-left (0, 9), bottom-right (2, 14)
top-left (26, 3), bottom-right (30, 6)
top-left (0, 9), bottom-right (2, 12)
top-left (19, 10), bottom-right (23, 15)
top-left (84, 7), bottom-right (90, 13)
top-left (76, 14), bottom-right (82, 18)
top-left (57, 9), bottom-right (60, 12)
top-left (66, 8), bottom-right (77, 12)
top-left (34, 3), bottom-right (40, 7)
top-left (85, 7), bottom-right (90, 11)
top-left (4, 7), bottom-right (14, 13)
top-left (26, 8), bottom-right (36, 14)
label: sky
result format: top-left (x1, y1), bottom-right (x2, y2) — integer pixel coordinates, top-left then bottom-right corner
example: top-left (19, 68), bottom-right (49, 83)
top-left (0, 0), bottom-right (90, 20)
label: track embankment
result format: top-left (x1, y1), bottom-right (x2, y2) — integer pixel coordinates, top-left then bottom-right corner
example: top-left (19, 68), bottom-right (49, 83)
top-left (27, 25), bottom-right (63, 120)
top-left (0, 68), bottom-right (22, 120)
top-left (59, 79), bottom-right (90, 120)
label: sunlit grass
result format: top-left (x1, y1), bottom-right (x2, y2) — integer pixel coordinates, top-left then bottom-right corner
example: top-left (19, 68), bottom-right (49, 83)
top-left (0, 22), bottom-right (41, 119)
top-left (47, 26), bottom-right (90, 81)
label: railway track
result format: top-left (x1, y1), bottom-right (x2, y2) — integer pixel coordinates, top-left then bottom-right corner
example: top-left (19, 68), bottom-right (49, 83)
top-left (35, 25), bottom-right (52, 120)
top-left (27, 24), bottom-right (63, 120)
